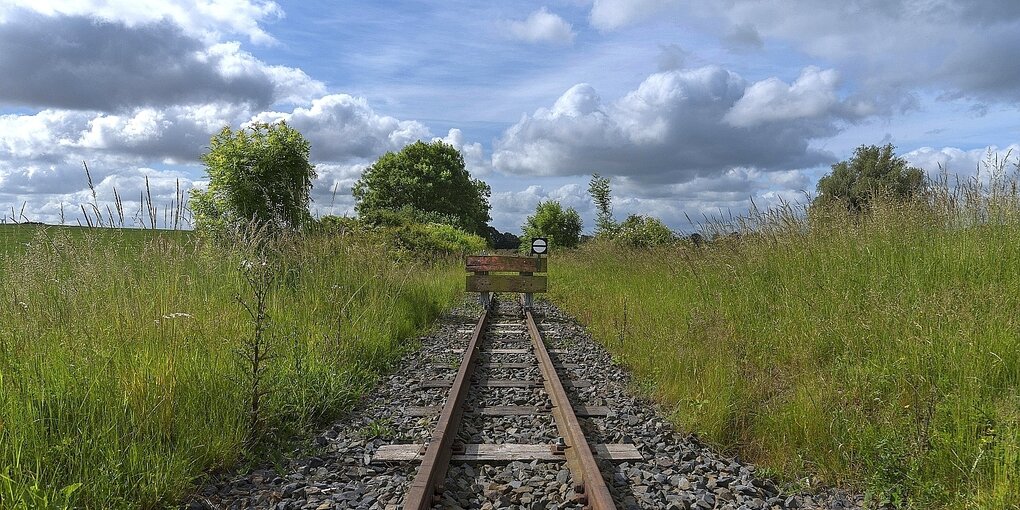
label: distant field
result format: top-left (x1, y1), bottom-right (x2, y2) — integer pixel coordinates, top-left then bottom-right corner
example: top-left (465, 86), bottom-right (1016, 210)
top-left (0, 224), bottom-right (190, 255)
top-left (549, 206), bottom-right (1020, 508)
top-left (0, 224), bottom-right (463, 508)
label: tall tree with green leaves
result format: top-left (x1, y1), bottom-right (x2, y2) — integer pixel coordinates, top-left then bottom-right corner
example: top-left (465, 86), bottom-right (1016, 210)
top-left (521, 200), bottom-right (582, 252)
top-left (588, 173), bottom-right (617, 237)
top-left (813, 143), bottom-right (926, 213)
top-left (190, 122), bottom-right (316, 235)
top-left (352, 140), bottom-right (491, 235)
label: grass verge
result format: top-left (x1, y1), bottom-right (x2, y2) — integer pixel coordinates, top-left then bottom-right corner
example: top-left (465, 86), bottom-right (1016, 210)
top-left (0, 225), bottom-right (463, 508)
top-left (549, 201), bottom-right (1020, 508)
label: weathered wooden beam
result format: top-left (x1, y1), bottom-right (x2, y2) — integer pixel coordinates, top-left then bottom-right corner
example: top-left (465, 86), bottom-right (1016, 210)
top-left (419, 379), bottom-right (591, 389)
top-left (402, 405), bottom-right (612, 417)
top-left (466, 274), bottom-right (548, 293)
top-left (372, 443), bottom-right (641, 463)
top-left (448, 348), bottom-right (569, 354)
top-left (466, 256), bottom-right (547, 273)
top-left (428, 362), bottom-right (581, 370)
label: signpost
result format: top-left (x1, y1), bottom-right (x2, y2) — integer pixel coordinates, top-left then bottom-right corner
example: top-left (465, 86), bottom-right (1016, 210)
top-left (467, 239), bottom-right (548, 309)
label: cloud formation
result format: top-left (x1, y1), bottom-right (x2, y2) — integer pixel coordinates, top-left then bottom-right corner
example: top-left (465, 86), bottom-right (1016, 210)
top-left (507, 7), bottom-right (575, 44)
top-left (0, 12), bottom-right (324, 111)
top-left (904, 144), bottom-right (1020, 178)
top-left (0, 94), bottom-right (449, 224)
top-left (435, 129), bottom-right (489, 177)
top-left (724, 67), bottom-right (868, 127)
top-left (251, 94), bottom-right (429, 162)
top-left (589, 0), bottom-right (680, 31)
top-left (0, 0), bottom-right (283, 44)
top-left (586, 0), bottom-right (1020, 105)
top-left (493, 65), bottom-right (852, 186)
top-left (716, 1), bottom-right (1020, 104)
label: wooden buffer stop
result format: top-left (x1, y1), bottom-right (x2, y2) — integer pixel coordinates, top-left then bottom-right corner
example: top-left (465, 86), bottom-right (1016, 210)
top-left (466, 254), bottom-right (547, 308)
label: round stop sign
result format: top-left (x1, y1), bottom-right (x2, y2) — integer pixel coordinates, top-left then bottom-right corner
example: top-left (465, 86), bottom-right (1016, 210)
top-left (531, 237), bottom-right (548, 255)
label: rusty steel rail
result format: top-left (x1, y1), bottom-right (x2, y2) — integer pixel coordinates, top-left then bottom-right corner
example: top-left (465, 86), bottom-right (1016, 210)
top-left (403, 302), bottom-right (491, 509)
top-left (524, 299), bottom-right (617, 510)
top-left (403, 297), bottom-right (616, 509)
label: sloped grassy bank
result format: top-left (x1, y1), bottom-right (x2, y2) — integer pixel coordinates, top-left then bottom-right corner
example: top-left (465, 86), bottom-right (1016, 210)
top-left (0, 226), bottom-right (464, 508)
top-left (548, 207), bottom-right (1020, 508)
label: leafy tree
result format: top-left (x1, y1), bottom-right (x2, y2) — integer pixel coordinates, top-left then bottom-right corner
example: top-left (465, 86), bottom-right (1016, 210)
top-left (814, 143), bottom-right (926, 213)
top-left (352, 140), bottom-right (491, 235)
top-left (190, 122), bottom-right (316, 235)
top-left (589, 173), bottom-right (617, 237)
top-left (615, 214), bottom-right (676, 247)
top-left (521, 200), bottom-right (582, 252)
top-left (485, 226), bottom-right (521, 250)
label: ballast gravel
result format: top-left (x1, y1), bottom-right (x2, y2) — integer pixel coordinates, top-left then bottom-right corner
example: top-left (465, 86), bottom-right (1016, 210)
top-left (184, 296), bottom-right (868, 510)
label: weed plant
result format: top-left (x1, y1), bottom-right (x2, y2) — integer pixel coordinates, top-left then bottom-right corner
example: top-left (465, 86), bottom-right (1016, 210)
top-left (549, 157), bottom-right (1020, 508)
top-left (0, 226), bottom-right (462, 508)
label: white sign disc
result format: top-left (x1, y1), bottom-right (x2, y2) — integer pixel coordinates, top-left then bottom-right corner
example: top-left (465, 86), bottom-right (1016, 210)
top-left (531, 237), bottom-right (548, 255)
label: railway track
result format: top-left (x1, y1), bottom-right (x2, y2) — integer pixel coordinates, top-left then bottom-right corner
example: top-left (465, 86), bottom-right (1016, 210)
top-left (189, 295), bottom-right (868, 509)
top-left (372, 295), bottom-right (639, 509)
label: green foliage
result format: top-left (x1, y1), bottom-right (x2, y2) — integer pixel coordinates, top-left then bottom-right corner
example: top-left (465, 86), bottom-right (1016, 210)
top-left (589, 173), bottom-right (617, 237)
top-left (587, 174), bottom-right (675, 247)
top-left (391, 222), bottom-right (486, 256)
top-left (0, 228), bottom-right (463, 507)
top-left (614, 214), bottom-right (676, 247)
top-left (313, 215), bottom-right (363, 236)
top-left (485, 225), bottom-right (521, 250)
top-left (359, 205), bottom-right (462, 230)
top-left (352, 140), bottom-right (492, 235)
top-left (814, 143), bottom-right (926, 213)
top-left (337, 206), bottom-right (485, 255)
top-left (521, 200), bottom-right (582, 252)
top-left (190, 122), bottom-right (316, 237)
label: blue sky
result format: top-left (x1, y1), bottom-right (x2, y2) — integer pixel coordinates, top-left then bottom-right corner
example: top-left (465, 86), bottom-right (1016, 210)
top-left (1, 0), bottom-right (1019, 233)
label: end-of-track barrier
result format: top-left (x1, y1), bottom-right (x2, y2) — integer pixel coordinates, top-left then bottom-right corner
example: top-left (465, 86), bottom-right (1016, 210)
top-left (376, 248), bottom-right (632, 509)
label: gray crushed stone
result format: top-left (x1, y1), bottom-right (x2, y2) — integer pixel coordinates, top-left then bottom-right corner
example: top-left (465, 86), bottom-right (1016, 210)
top-left (183, 296), bottom-right (868, 509)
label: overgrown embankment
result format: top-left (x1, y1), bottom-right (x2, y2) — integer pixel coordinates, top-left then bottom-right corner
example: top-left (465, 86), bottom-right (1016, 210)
top-left (0, 225), bottom-right (463, 508)
top-left (549, 207), bottom-right (1020, 508)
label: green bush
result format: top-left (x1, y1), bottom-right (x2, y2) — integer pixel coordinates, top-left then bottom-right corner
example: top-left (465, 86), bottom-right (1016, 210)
top-left (614, 214), bottom-right (676, 247)
top-left (359, 205), bottom-right (462, 230)
top-left (313, 215), bottom-right (363, 236)
top-left (390, 222), bottom-right (486, 255)
top-left (521, 200), bottom-right (582, 252)
top-left (814, 143), bottom-right (926, 214)
top-left (190, 122), bottom-right (316, 238)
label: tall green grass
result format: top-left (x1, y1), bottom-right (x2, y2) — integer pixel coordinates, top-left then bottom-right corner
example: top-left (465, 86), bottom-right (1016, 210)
top-left (0, 225), bottom-right (463, 508)
top-left (549, 166), bottom-right (1020, 508)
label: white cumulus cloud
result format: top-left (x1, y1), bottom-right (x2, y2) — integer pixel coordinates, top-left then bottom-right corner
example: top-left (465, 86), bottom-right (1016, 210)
top-left (493, 65), bottom-right (848, 185)
top-left (0, 0), bottom-right (283, 44)
top-left (251, 94), bottom-right (430, 162)
top-left (904, 144), bottom-right (1020, 178)
top-left (435, 128), bottom-right (489, 177)
top-left (589, 0), bottom-right (681, 31)
top-left (507, 7), bottom-right (575, 44)
top-left (724, 67), bottom-right (848, 127)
